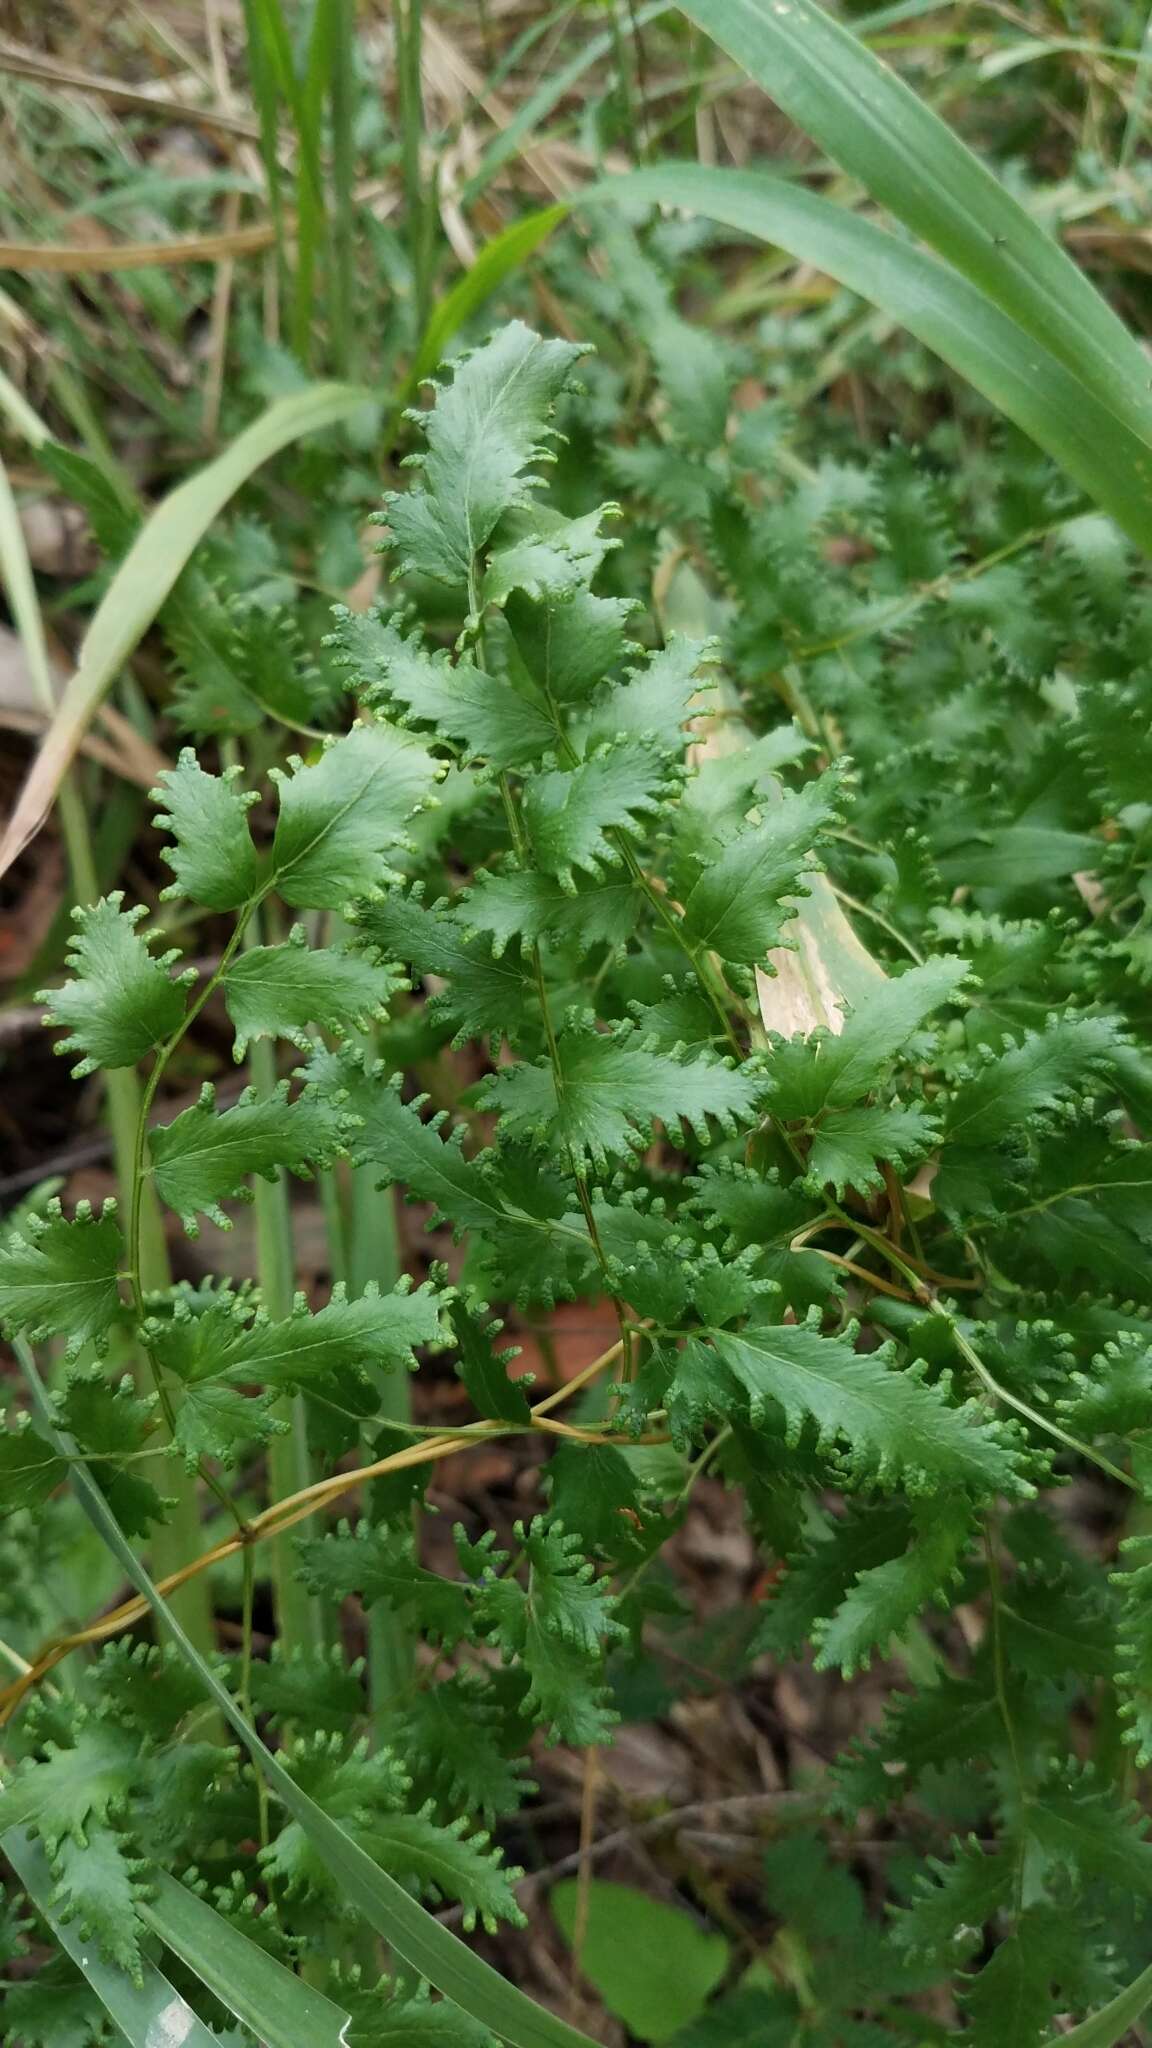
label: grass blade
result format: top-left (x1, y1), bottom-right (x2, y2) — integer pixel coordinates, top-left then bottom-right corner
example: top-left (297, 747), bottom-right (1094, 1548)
top-left (461, 0), bottom-right (669, 202)
top-left (412, 205), bottom-right (568, 384)
top-left (583, 167), bottom-right (1152, 553)
top-left (680, 0), bottom-right (1152, 448)
top-left (0, 380), bottom-right (371, 882)
top-left (1, 1829), bottom-right (220, 2048)
top-left (0, 449), bottom-right (58, 718)
top-left (328, 0), bottom-right (357, 375)
top-left (240, 0), bottom-right (288, 278)
top-left (139, 1873), bottom-right (350, 2046)
top-left (14, 1345), bottom-right (601, 2048)
top-left (397, 0), bottom-right (432, 339)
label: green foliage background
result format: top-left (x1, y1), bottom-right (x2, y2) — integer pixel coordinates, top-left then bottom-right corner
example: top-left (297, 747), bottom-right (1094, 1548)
top-left (3, 2), bottom-right (1152, 2043)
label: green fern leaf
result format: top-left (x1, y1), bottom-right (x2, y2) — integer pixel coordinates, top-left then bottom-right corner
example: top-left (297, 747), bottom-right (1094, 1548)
top-left (804, 1101), bottom-right (938, 1198)
top-left (1028, 1766), bottom-right (1152, 1895)
top-left (49, 1824), bottom-right (147, 1981)
top-left (151, 750), bottom-right (262, 909)
top-left (149, 1082), bottom-right (348, 1233)
top-left (0, 1415), bottom-right (66, 1520)
top-left (833, 1673), bottom-right (1004, 1812)
top-left (222, 930), bottom-right (402, 1058)
top-left (483, 504), bottom-right (617, 610)
top-left (608, 441), bottom-right (719, 522)
top-left (258, 1733), bottom-right (408, 1896)
top-left (963, 1910), bottom-right (1107, 2048)
top-left (263, 1733), bottom-right (521, 1928)
top-left (0, 1957), bottom-right (105, 2048)
top-left (506, 584), bottom-right (636, 706)
top-left (474, 1519), bottom-right (623, 1745)
top-left (384, 322), bottom-right (587, 587)
top-left (449, 1297), bottom-right (532, 1423)
top-left (135, 1742), bottom-right (231, 1851)
top-left (753, 1502), bottom-right (913, 1659)
top-left (0, 1721), bottom-right (137, 1851)
top-left (302, 1051), bottom-right (509, 1235)
top-left (152, 1277), bottom-right (445, 1390)
top-left (269, 724), bottom-right (439, 909)
top-left (689, 1162), bottom-right (842, 1312)
top-left (693, 1320), bottom-right (1026, 1495)
top-left (353, 893), bottom-right (532, 1047)
top-left (485, 1024), bottom-right (761, 1167)
top-left (680, 773), bottom-right (841, 965)
top-left (356, 1810), bottom-right (523, 1931)
top-left (522, 740), bottom-right (671, 884)
top-left (579, 634), bottom-right (715, 754)
top-left (54, 1370), bottom-right (167, 1537)
top-left (330, 610), bottom-right (557, 769)
top-left (461, 870), bottom-right (639, 955)
top-left (304, 1055), bottom-right (593, 1303)
top-left (544, 1439), bottom-right (664, 1563)
top-left (813, 1495), bottom-right (971, 1674)
top-left (169, 1383), bottom-right (287, 1469)
top-left (150, 1278), bottom-right (443, 1462)
top-left (1111, 1533), bottom-right (1152, 1764)
top-left (84, 1641), bottom-right (208, 1740)
top-left (39, 897), bottom-right (191, 1077)
top-left (765, 956), bottom-right (970, 1118)
top-left (0, 1199), bottom-right (124, 1355)
top-left (945, 1015), bottom-right (1124, 1148)
top-left (297, 1522), bottom-right (475, 1644)
top-left (343, 1977), bottom-right (498, 2047)
top-left (401, 1675), bottom-right (534, 1824)
top-left (246, 1645), bottom-right (366, 1732)
top-left (893, 1836), bottom-right (1012, 1962)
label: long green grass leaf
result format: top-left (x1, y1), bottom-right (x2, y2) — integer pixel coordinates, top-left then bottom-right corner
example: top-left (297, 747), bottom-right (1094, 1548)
top-left (0, 381), bottom-right (370, 882)
top-left (1, 1829), bottom-right (220, 2048)
top-left (13, 1343), bottom-right (600, 2048)
top-left (679, 0), bottom-right (1152, 448)
top-left (139, 1873), bottom-right (350, 2047)
top-left (583, 167), bottom-right (1152, 553)
top-left (413, 206), bottom-right (568, 384)
top-left (328, 0), bottom-right (357, 374)
top-left (0, 449), bottom-right (57, 717)
top-left (240, 0), bottom-right (288, 274)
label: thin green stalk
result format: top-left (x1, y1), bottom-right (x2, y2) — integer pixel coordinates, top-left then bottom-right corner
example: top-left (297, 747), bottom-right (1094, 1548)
top-left (43, 361), bottom-right (126, 486)
top-left (328, 0), bottom-right (357, 376)
top-left (245, 941), bottom-right (325, 1657)
top-left (1120, 0), bottom-right (1152, 163)
top-left (329, 891), bottom-right (416, 1723)
top-left (240, 0), bottom-right (288, 299)
top-left (244, 0), bottom-right (327, 363)
top-left (318, 1167), bottom-right (350, 1289)
top-left (396, 0), bottom-right (431, 337)
top-left (349, 1161), bottom-right (414, 1718)
top-left (240, 1537), bottom-right (271, 1844)
top-left (622, 0), bottom-right (653, 157)
top-left (983, 1523), bottom-right (1029, 1915)
top-left (296, 0), bottom-right (338, 366)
